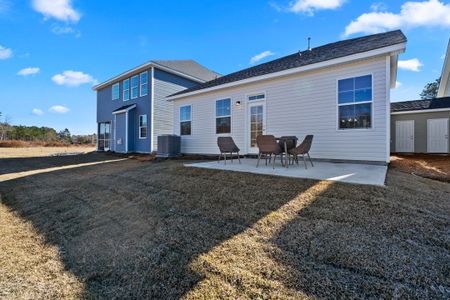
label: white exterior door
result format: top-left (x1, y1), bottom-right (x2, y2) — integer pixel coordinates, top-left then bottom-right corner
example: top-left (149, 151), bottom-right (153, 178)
top-left (396, 120), bottom-right (414, 153)
top-left (248, 102), bottom-right (265, 154)
top-left (427, 118), bottom-right (449, 153)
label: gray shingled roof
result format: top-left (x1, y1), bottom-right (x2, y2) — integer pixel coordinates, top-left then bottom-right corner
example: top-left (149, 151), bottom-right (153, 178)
top-left (170, 30), bottom-right (406, 97)
top-left (112, 104), bottom-right (136, 113)
top-left (153, 60), bottom-right (221, 82)
top-left (391, 97), bottom-right (450, 112)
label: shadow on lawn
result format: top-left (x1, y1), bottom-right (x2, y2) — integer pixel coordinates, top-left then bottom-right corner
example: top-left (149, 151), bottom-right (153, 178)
top-left (0, 154), bottom-right (321, 299)
top-left (270, 175), bottom-right (450, 298)
top-left (0, 152), bottom-right (112, 175)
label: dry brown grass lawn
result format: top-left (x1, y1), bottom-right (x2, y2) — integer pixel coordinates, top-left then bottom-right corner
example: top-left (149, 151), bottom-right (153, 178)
top-left (0, 153), bottom-right (449, 299)
top-left (0, 146), bottom-right (95, 158)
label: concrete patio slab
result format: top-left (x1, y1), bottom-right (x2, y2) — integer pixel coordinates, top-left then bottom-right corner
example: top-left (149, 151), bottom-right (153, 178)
top-left (185, 158), bottom-right (387, 186)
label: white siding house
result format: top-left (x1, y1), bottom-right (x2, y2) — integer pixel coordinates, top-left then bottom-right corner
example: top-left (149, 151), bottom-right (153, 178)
top-left (438, 39), bottom-right (450, 97)
top-left (168, 31), bottom-right (407, 164)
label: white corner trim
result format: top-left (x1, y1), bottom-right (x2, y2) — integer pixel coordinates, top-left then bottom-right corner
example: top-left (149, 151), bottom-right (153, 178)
top-left (391, 107), bottom-right (450, 115)
top-left (167, 43), bottom-right (406, 101)
top-left (150, 67), bottom-right (155, 152)
top-left (125, 111), bottom-right (129, 153)
top-left (386, 56), bottom-right (391, 163)
top-left (438, 39), bottom-right (450, 97)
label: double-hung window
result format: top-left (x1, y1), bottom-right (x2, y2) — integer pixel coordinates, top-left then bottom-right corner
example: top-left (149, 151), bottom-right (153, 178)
top-left (139, 115), bottom-right (147, 139)
top-left (216, 98), bottom-right (231, 134)
top-left (338, 75), bottom-right (372, 129)
top-left (123, 79), bottom-right (130, 101)
top-left (112, 83), bottom-right (120, 100)
top-left (180, 105), bottom-right (192, 135)
top-left (140, 71), bottom-right (148, 97)
top-left (131, 75), bottom-right (139, 99)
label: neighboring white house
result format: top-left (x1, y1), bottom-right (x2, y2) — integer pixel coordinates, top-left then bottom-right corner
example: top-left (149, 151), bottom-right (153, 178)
top-left (438, 39), bottom-right (450, 97)
top-left (167, 30), bottom-right (407, 164)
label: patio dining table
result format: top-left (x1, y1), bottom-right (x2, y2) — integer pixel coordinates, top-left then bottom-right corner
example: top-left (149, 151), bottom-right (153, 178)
top-left (275, 136), bottom-right (298, 168)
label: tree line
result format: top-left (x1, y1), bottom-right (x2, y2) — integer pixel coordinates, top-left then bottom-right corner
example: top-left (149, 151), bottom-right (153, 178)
top-left (0, 113), bottom-right (95, 144)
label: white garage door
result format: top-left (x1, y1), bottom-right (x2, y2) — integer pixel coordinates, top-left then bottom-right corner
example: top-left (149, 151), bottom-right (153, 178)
top-left (396, 120), bottom-right (414, 153)
top-left (427, 118), bottom-right (449, 153)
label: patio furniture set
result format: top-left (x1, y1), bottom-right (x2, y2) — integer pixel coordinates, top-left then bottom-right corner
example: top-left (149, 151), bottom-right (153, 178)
top-left (217, 135), bottom-right (314, 169)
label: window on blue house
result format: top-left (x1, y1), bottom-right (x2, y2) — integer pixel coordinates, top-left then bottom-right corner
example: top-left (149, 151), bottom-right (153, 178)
top-left (338, 75), bottom-right (372, 129)
top-left (131, 75), bottom-right (139, 99)
top-left (216, 98), bottom-right (231, 134)
top-left (140, 72), bottom-right (148, 97)
top-left (112, 83), bottom-right (119, 100)
top-left (123, 79), bottom-right (130, 101)
top-left (139, 115), bottom-right (147, 139)
top-left (180, 105), bottom-right (192, 135)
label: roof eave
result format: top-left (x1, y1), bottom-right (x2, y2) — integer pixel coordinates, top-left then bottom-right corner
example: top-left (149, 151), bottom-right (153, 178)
top-left (167, 42), bottom-right (407, 101)
top-left (92, 61), bottom-right (208, 91)
top-left (437, 39), bottom-right (450, 97)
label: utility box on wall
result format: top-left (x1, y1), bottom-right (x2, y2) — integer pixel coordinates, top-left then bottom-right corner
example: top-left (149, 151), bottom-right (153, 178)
top-left (157, 135), bottom-right (181, 158)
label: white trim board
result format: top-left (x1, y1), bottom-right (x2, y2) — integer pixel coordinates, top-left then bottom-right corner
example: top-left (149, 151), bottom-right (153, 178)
top-left (391, 108), bottom-right (450, 115)
top-left (167, 43), bottom-right (406, 101)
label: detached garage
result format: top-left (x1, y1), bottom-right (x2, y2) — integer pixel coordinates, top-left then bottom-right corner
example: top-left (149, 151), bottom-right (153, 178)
top-left (391, 97), bottom-right (450, 154)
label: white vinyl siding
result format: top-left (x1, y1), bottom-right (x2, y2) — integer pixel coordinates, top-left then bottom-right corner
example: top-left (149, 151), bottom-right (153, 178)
top-left (112, 83), bottom-right (120, 100)
top-left (173, 56), bottom-right (389, 162)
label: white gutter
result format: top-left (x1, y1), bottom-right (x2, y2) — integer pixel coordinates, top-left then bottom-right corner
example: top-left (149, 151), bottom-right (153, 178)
top-left (438, 39), bottom-right (450, 97)
top-left (391, 107), bottom-right (450, 115)
top-left (92, 61), bottom-right (208, 91)
top-left (167, 43), bottom-right (406, 101)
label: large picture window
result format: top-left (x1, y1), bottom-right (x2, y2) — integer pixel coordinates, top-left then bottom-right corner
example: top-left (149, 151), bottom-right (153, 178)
top-left (338, 75), bottom-right (372, 129)
top-left (180, 105), bottom-right (192, 135)
top-left (131, 75), bottom-right (139, 99)
top-left (112, 83), bottom-right (119, 100)
top-left (216, 98), bottom-right (231, 134)
top-left (140, 71), bottom-right (148, 97)
top-left (139, 115), bottom-right (147, 139)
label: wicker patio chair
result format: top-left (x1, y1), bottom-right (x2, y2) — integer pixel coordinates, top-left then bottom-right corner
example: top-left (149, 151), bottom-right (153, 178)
top-left (217, 137), bottom-right (241, 165)
top-left (256, 135), bottom-right (283, 169)
top-left (288, 135), bottom-right (314, 169)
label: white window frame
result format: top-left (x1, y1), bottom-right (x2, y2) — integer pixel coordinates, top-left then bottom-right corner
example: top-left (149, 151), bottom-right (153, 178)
top-left (131, 75), bottom-right (139, 99)
top-left (180, 105), bottom-right (192, 136)
top-left (123, 78), bottom-right (130, 101)
top-left (140, 71), bottom-right (148, 97)
top-left (112, 83), bottom-right (120, 100)
top-left (336, 74), bottom-right (374, 131)
top-left (215, 98), bottom-right (232, 135)
top-left (139, 114), bottom-right (147, 139)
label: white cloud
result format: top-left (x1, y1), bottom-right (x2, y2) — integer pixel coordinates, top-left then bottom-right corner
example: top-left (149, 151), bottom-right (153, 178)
top-left (370, 2), bottom-right (388, 12)
top-left (32, 108), bottom-right (44, 116)
top-left (395, 81), bottom-right (402, 88)
top-left (441, 54), bottom-right (446, 60)
top-left (344, 0), bottom-right (450, 36)
top-left (52, 70), bottom-right (97, 87)
top-left (289, 0), bottom-right (346, 15)
top-left (250, 51), bottom-right (275, 64)
top-left (32, 0), bottom-right (80, 22)
top-left (398, 58), bottom-right (423, 72)
top-left (0, 45), bottom-right (12, 59)
top-left (49, 105), bottom-right (69, 114)
top-left (17, 67), bottom-right (40, 76)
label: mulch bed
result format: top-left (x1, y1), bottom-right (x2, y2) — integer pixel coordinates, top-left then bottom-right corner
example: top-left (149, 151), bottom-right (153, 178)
top-left (390, 154), bottom-right (450, 182)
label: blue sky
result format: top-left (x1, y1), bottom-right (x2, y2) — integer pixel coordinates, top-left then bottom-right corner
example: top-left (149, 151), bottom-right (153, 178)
top-left (0, 0), bottom-right (449, 134)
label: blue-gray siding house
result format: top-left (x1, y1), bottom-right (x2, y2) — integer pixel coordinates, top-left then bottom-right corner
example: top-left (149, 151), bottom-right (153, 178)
top-left (93, 60), bottom-right (219, 153)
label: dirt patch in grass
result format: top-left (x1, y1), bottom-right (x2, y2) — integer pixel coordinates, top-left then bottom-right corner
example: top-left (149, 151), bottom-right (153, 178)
top-left (0, 154), bottom-right (449, 299)
top-left (390, 154), bottom-right (450, 182)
